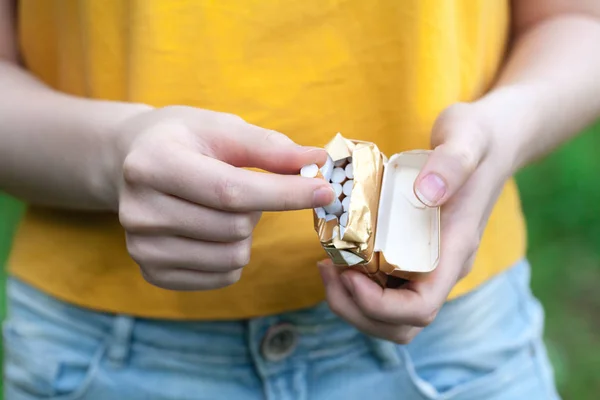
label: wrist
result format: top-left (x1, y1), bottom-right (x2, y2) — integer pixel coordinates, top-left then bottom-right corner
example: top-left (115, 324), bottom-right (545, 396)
top-left (472, 85), bottom-right (546, 175)
top-left (96, 100), bottom-right (154, 211)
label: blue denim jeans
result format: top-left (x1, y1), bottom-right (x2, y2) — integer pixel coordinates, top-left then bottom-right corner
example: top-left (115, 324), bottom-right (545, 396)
top-left (3, 260), bottom-right (560, 400)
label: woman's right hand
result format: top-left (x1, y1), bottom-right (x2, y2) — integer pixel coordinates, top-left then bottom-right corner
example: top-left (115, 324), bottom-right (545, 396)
top-left (113, 106), bottom-right (334, 291)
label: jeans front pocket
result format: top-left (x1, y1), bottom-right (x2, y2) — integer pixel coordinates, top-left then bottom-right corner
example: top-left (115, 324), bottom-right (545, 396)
top-left (3, 304), bottom-right (107, 400)
top-left (400, 340), bottom-right (541, 400)
top-left (399, 261), bottom-right (559, 400)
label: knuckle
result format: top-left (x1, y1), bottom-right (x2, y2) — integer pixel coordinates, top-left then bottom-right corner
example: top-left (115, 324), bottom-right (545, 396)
top-left (119, 203), bottom-right (152, 233)
top-left (391, 332), bottom-right (414, 345)
top-left (125, 235), bottom-right (150, 265)
top-left (209, 270), bottom-right (243, 290)
top-left (122, 153), bottom-right (149, 185)
top-left (222, 269), bottom-right (243, 286)
top-left (431, 103), bottom-right (467, 145)
top-left (139, 267), bottom-right (162, 287)
top-left (230, 214), bottom-right (255, 240)
top-left (228, 241), bottom-right (252, 269)
top-left (263, 129), bottom-right (293, 145)
top-left (215, 178), bottom-right (243, 210)
top-left (356, 297), bottom-right (380, 319)
top-left (211, 112), bottom-right (246, 132)
top-left (415, 305), bottom-right (439, 327)
top-left (280, 192), bottom-right (298, 211)
top-left (451, 146), bottom-right (479, 175)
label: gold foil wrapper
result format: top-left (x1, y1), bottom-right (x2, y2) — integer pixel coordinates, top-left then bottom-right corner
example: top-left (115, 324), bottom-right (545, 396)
top-left (312, 134), bottom-right (440, 287)
top-left (314, 133), bottom-right (384, 274)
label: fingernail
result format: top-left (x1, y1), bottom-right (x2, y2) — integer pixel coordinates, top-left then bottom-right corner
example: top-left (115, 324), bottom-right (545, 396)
top-left (313, 186), bottom-right (335, 207)
top-left (415, 174), bottom-right (446, 206)
top-left (341, 273), bottom-right (355, 296)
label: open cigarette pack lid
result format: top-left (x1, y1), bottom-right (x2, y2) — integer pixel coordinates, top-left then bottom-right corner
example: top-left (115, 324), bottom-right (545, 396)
top-left (305, 133), bottom-right (440, 286)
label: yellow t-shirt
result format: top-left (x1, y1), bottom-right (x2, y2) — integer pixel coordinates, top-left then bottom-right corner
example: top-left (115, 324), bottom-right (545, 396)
top-left (9, 0), bottom-right (526, 319)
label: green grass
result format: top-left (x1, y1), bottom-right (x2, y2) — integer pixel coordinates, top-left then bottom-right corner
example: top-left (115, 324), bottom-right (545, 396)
top-left (0, 194), bottom-right (24, 398)
top-left (1, 124), bottom-right (600, 399)
top-left (517, 123), bottom-right (600, 399)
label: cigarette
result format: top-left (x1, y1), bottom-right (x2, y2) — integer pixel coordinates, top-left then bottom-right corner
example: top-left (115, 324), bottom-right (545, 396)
top-left (342, 195), bottom-right (351, 212)
top-left (345, 162), bottom-right (353, 179)
top-left (340, 212), bottom-right (349, 227)
top-left (342, 179), bottom-right (353, 196)
top-left (325, 213), bottom-right (338, 222)
top-left (323, 197), bottom-right (343, 216)
top-left (331, 182), bottom-right (343, 198)
top-left (314, 207), bottom-right (326, 219)
top-left (339, 225), bottom-right (345, 239)
top-left (320, 154), bottom-right (334, 182)
top-left (300, 164), bottom-right (323, 179)
top-left (330, 167), bottom-right (346, 183)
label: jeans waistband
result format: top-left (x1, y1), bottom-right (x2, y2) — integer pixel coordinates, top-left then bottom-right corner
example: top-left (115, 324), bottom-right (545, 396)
top-left (6, 278), bottom-right (400, 371)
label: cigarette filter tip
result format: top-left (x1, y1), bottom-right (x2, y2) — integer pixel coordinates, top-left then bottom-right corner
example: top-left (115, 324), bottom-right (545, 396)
top-left (331, 183), bottom-right (343, 198)
top-left (342, 196), bottom-right (351, 212)
top-left (300, 164), bottom-right (320, 178)
top-left (345, 162), bottom-right (354, 179)
top-left (323, 197), bottom-right (343, 216)
top-left (342, 179), bottom-right (353, 196)
top-left (340, 212), bottom-right (349, 227)
top-left (331, 167), bottom-right (346, 183)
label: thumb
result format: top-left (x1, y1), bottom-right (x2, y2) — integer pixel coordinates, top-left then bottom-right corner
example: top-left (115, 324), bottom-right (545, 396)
top-left (414, 104), bottom-right (490, 207)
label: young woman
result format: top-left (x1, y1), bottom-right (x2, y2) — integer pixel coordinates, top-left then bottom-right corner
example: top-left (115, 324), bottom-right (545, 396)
top-left (2, 1), bottom-right (599, 398)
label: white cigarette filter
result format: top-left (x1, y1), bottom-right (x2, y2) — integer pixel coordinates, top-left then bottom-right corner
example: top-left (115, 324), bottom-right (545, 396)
top-left (331, 167), bottom-right (346, 183)
top-left (323, 197), bottom-right (343, 216)
top-left (340, 212), bottom-right (349, 227)
top-left (331, 183), bottom-right (343, 198)
top-left (314, 207), bottom-right (326, 219)
top-left (342, 179), bottom-right (353, 196)
top-left (342, 195), bottom-right (351, 212)
top-left (320, 154), bottom-right (334, 182)
top-left (300, 164), bottom-right (320, 178)
top-left (345, 162), bottom-right (354, 179)
top-left (325, 213), bottom-right (338, 222)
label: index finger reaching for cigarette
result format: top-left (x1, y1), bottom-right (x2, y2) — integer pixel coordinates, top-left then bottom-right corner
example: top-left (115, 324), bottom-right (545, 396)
top-left (127, 146), bottom-right (335, 212)
top-left (122, 120), bottom-right (335, 212)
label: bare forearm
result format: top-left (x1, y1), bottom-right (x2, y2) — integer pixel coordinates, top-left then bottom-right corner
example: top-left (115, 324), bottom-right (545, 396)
top-left (0, 61), bottom-right (150, 210)
top-left (475, 14), bottom-right (600, 172)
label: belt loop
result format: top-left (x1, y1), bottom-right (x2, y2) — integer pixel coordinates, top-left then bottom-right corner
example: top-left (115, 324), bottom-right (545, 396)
top-left (107, 314), bottom-right (135, 368)
top-left (366, 337), bottom-right (403, 369)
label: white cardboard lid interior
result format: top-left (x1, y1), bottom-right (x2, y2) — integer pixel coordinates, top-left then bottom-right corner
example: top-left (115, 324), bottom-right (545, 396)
top-left (374, 152), bottom-right (440, 273)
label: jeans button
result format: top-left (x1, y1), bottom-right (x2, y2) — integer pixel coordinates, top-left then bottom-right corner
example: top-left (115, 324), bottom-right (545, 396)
top-left (261, 323), bottom-right (298, 362)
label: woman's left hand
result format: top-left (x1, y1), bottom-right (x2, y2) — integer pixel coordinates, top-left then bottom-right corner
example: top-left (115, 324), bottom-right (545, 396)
top-left (317, 102), bottom-right (516, 344)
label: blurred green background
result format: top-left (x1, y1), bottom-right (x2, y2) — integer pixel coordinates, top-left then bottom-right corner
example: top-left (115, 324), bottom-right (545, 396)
top-left (1, 124), bottom-right (600, 399)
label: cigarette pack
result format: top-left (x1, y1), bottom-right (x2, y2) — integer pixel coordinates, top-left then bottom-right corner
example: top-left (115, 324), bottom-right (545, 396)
top-left (310, 133), bottom-right (440, 287)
